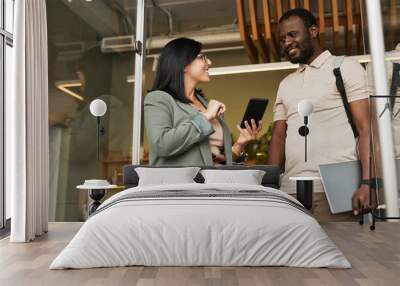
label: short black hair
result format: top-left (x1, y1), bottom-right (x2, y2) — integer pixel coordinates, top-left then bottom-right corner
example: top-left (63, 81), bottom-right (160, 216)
top-left (152, 37), bottom-right (202, 104)
top-left (279, 8), bottom-right (318, 29)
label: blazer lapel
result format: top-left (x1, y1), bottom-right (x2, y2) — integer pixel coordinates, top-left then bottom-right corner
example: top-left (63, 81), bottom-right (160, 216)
top-left (219, 117), bottom-right (233, 165)
top-left (196, 95), bottom-right (208, 108)
top-left (197, 94), bottom-right (233, 165)
top-left (175, 97), bottom-right (213, 166)
top-left (175, 99), bottom-right (198, 116)
top-left (194, 95), bottom-right (214, 165)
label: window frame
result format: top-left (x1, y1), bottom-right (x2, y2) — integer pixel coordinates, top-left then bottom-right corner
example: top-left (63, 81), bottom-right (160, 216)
top-left (0, 0), bottom-right (13, 231)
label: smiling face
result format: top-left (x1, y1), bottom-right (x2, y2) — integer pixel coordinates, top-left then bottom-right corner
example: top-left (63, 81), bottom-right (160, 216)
top-left (279, 16), bottom-right (316, 64)
top-left (184, 53), bottom-right (212, 84)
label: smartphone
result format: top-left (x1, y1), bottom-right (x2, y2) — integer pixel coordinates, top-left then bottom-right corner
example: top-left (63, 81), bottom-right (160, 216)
top-left (240, 98), bottom-right (269, 129)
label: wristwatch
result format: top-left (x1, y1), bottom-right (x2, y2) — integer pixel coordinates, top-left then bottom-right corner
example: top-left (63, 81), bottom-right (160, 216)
top-left (235, 151), bottom-right (248, 164)
top-left (360, 178), bottom-right (377, 190)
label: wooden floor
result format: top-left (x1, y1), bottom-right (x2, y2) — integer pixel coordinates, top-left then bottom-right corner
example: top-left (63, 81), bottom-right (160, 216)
top-left (0, 222), bottom-right (399, 286)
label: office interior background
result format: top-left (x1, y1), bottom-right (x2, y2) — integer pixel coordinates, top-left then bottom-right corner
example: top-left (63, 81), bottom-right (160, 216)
top-left (1, 0), bottom-right (400, 224)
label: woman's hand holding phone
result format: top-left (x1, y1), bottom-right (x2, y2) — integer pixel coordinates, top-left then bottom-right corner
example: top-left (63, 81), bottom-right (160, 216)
top-left (235, 119), bottom-right (263, 147)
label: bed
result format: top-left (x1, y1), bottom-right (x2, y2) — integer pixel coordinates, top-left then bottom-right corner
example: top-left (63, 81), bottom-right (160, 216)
top-left (50, 165), bottom-right (350, 269)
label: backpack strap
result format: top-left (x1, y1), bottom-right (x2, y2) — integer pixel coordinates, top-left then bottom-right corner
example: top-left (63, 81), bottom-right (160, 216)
top-left (390, 62), bottom-right (400, 108)
top-left (333, 56), bottom-right (359, 138)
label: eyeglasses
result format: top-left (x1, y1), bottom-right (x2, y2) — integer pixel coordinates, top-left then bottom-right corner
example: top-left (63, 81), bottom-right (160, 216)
top-left (196, 53), bottom-right (209, 63)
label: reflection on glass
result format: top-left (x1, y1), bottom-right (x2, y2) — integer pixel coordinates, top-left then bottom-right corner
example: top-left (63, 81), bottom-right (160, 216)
top-left (364, 0), bottom-right (400, 210)
top-left (143, 0), bottom-right (375, 166)
top-left (47, 0), bottom-right (134, 221)
top-left (5, 44), bottom-right (12, 219)
top-left (144, 0), bottom-right (279, 165)
top-left (5, 0), bottom-right (14, 33)
top-left (45, 0), bottom-right (400, 220)
top-left (387, 47), bottom-right (400, 162)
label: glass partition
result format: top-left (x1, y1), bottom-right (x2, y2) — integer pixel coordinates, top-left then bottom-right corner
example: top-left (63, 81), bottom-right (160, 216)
top-left (5, 0), bottom-right (13, 33)
top-left (142, 0), bottom-right (375, 166)
top-left (47, 0), bottom-right (136, 221)
top-left (0, 1), bottom-right (3, 229)
top-left (5, 43), bottom-right (12, 221)
top-left (1, 0), bottom-right (14, 229)
top-left (46, 0), bottom-right (400, 221)
top-left (364, 0), bottom-right (400, 213)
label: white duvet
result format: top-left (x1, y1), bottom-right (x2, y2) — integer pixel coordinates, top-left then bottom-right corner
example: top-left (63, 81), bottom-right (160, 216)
top-left (50, 183), bottom-right (351, 269)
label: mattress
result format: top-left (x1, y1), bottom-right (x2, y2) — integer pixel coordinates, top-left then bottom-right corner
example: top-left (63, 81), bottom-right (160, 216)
top-left (50, 183), bottom-right (350, 269)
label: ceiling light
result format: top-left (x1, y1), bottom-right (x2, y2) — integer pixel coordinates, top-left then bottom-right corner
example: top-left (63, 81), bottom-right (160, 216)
top-left (55, 80), bottom-right (84, 101)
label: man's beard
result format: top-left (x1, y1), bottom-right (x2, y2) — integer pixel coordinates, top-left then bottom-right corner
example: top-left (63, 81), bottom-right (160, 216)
top-left (285, 36), bottom-right (314, 64)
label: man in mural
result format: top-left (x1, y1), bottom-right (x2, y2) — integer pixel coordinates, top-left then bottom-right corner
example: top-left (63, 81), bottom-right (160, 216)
top-left (268, 8), bottom-right (371, 221)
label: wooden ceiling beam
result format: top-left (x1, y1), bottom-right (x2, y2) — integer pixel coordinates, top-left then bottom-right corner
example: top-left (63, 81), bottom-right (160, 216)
top-left (262, 0), bottom-right (280, 61)
top-left (331, 0), bottom-right (340, 54)
top-left (318, 0), bottom-right (326, 48)
top-left (275, 0), bottom-right (283, 20)
top-left (248, 0), bottom-right (270, 62)
top-left (345, 0), bottom-right (354, 55)
top-left (303, 0), bottom-right (310, 10)
top-left (236, 0), bottom-right (259, 64)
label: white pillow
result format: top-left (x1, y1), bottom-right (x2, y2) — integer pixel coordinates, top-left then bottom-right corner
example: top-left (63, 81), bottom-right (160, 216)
top-left (135, 167), bottom-right (201, 186)
top-left (200, 169), bottom-right (266, 185)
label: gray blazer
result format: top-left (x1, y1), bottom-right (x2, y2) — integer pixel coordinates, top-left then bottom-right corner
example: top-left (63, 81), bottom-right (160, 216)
top-left (144, 90), bottom-right (233, 166)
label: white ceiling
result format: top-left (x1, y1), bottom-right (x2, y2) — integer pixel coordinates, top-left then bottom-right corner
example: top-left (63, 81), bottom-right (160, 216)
top-left (60, 0), bottom-right (237, 38)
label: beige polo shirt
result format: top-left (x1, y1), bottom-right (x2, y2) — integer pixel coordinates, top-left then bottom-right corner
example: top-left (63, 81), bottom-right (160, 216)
top-left (273, 50), bottom-right (368, 194)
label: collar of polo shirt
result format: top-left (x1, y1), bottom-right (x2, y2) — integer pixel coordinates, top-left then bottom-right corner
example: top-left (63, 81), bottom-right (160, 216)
top-left (298, 50), bottom-right (332, 72)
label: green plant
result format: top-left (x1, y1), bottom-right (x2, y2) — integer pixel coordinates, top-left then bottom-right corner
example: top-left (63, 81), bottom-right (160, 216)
top-left (244, 122), bottom-right (273, 164)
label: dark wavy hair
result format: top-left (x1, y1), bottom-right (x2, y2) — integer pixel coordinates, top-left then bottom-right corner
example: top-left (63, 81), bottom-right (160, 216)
top-left (151, 37), bottom-right (202, 103)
